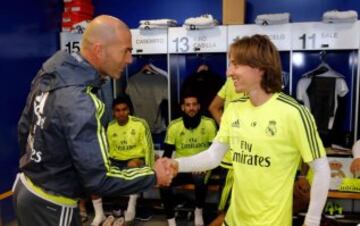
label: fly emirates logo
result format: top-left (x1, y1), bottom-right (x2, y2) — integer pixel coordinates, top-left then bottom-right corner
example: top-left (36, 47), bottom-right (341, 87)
top-left (232, 140), bottom-right (271, 167)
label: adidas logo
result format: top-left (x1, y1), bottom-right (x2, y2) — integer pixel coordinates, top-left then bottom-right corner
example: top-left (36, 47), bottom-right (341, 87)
top-left (231, 119), bottom-right (240, 128)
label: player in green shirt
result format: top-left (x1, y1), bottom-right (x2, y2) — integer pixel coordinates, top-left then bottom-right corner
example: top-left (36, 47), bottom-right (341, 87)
top-left (91, 95), bottom-right (154, 224)
top-left (208, 78), bottom-right (245, 226)
top-left (160, 94), bottom-right (217, 226)
top-left (172, 35), bottom-right (330, 226)
top-left (210, 78), bottom-right (245, 169)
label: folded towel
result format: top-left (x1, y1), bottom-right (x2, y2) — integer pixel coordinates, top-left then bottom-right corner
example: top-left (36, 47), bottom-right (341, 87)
top-left (255, 13), bottom-right (290, 25)
top-left (139, 24), bottom-right (173, 30)
top-left (184, 23), bottom-right (217, 30)
top-left (184, 14), bottom-right (218, 26)
top-left (323, 10), bottom-right (358, 23)
top-left (139, 19), bottom-right (177, 26)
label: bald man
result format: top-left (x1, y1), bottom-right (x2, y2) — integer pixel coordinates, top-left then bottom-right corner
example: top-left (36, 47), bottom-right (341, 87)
top-left (15, 15), bottom-right (173, 226)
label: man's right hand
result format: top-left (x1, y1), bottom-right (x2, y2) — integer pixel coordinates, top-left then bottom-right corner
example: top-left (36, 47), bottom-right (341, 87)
top-left (154, 158), bottom-right (178, 187)
top-left (166, 158), bottom-right (178, 177)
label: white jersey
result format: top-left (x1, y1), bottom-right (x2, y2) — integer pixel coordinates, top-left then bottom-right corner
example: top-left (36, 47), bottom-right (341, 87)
top-left (296, 70), bottom-right (348, 129)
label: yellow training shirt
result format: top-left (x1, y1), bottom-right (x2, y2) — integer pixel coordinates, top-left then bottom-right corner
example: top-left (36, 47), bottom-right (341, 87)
top-left (165, 116), bottom-right (217, 158)
top-left (107, 116), bottom-right (154, 167)
top-left (215, 93), bottom-right (325, 226)
top-left (218, 78), bottom-right (245, 168)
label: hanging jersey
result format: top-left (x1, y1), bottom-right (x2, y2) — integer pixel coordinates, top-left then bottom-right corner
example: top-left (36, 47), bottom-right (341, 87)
top-left (165, 116), bottom-right (217, 158)
top-left (307, 77), bottom-right (337, 142)
top-left (215, 93), bottom-right (325, 226)
top-left (296, 72), bottom-right (348, 130)
top-left (107, 116), bottom-right (154, 167)
top-left (126, 72), bottom-right (168, 134)
top-left (217, 78), bottom-right (245, 168)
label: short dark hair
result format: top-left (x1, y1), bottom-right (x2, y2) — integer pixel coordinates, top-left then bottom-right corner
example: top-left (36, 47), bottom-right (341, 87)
top-left (180, 92), bottom-right (199, 105)
top-left (112, 94), bottom-right (134, 114)
top-left (229, 34), bottom-right (282, 93)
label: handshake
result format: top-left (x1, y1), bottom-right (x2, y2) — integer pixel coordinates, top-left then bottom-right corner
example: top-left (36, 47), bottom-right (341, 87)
top-left (153, 157), bottom-right (179, 187)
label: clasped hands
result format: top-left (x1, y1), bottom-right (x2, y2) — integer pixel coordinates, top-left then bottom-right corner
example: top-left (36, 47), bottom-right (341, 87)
top-left (154, 157), bottom-right (178, 187)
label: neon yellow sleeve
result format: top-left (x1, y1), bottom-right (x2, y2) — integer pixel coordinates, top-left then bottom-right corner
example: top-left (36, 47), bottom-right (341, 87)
top-left (164, 121), bottom-right (177, 145)
top-left (207, 119), bottom-right (217, 142)
top-left (214, 105), bottom-right (231, 145)
top-left (140, 120), bottom-right (154, 167)
top-left (217, 80), bottom-right (228, 99)
top-left (291, 106), bottom-right (326, 162)
top-left (106, 121), bottom-right (117, 157)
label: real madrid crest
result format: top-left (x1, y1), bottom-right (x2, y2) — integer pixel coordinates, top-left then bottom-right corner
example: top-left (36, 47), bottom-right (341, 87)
top-left (265, 120), bottom-right (277, 136)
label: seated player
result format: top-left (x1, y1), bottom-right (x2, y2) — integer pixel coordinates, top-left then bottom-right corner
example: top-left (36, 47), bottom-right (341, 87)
top-left (160, 94), bottom-right (217, 226)
top-left (208, 78), bottom-right (244, 226)
top-left (91, 95), bottom-right (154, 225)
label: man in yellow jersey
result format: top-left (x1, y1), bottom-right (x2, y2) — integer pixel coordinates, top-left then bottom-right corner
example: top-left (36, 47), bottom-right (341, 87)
top-left (90, 95), bottom-right (155, 225)
top-left (208, 78), bottom-right (244, 226)
top-left (15, 15), bottom-right (173, 226)
top-left (160, 94), bottom-right (217, 226)
top-left (169, 35), bottom-right (330, 226)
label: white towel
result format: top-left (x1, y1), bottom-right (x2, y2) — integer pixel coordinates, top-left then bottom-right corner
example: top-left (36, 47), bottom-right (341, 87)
top-left (139, 24), bottom-right (173, 30)
top-left (323, 10), bottom-right (358, 23)
top-left (184, 23), bottom-right (217, 30)
top-left (139, 19), bottom-right (177, 26)
top-left (184, 14), bottom-right (218, 26)
top-left (255, 13), bottom-right (290, 25)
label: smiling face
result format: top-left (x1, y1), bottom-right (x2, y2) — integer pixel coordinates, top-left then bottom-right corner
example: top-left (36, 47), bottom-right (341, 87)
top-left (227, 55), bottom-right (264, 94)
top-left (227, 35), bottom-right (282, 94)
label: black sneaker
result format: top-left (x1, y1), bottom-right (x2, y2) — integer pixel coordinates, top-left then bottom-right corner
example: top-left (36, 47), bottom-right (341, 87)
top-left (135, 208), bottom-right (152, 221)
